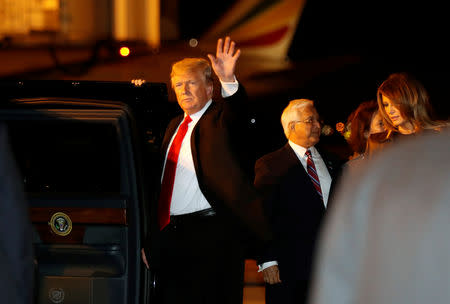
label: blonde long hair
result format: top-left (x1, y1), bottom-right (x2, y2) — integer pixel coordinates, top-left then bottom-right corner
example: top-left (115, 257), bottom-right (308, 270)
top-left (376, 72), bottom-right (446, 133)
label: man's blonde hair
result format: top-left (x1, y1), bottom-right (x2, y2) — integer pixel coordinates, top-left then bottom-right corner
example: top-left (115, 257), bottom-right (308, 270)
top-left (170, 58), bottom-right (213, 87)
top-left (281, 99), bottom-right (315, 139)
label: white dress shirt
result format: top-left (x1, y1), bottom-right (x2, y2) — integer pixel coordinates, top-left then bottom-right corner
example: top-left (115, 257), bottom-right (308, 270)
top-left (162, 79), bottom-right (238, 215)
top-left (288, 140), bottom-right (332, 207)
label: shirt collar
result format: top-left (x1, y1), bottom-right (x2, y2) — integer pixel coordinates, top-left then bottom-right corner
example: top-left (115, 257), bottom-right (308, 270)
top-left (185, 99), bottom-right (212, 123)
top-left (288, 140), bottom-right (317, 158)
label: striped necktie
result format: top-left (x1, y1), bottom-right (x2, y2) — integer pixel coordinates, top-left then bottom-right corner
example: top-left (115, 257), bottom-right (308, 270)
top-left (305, 149), bottom-right (323, 201)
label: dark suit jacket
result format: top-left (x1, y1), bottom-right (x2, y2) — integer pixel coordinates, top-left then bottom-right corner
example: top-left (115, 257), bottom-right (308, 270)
top-left (254, 143), bottom-right (342, 282)
top-left (145, 85), bottom-right (272, 265)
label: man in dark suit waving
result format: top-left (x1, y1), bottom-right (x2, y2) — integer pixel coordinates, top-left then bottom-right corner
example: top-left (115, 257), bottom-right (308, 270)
top-left (142, 37), bottom-right (271, 304)
top-left (254, 99), bottom-right (342, 304)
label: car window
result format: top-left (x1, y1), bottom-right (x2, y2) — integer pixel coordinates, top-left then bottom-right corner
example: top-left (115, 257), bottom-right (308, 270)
top-left (7, 120), bottom-right (121, 194)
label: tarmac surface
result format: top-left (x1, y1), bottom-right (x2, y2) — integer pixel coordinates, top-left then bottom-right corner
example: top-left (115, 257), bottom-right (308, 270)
top-left (244, 260), bottom-right (265, 304)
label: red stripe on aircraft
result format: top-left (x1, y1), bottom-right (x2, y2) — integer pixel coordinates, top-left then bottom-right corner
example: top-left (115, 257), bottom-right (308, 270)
top-left (237, 26), bottom-right (289, 47)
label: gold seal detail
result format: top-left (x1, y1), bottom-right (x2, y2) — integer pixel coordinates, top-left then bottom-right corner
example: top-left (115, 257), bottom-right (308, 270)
top-left (49, 212), bottom-right (73, 236)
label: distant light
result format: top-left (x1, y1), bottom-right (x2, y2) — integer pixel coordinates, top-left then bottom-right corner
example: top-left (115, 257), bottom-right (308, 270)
top-left (343, 130), bottom-right (351, 141)
top-left (119, 46), bottom-right (130, 57)
top-left (336, 122), bottom-right (345, 133)
top-left (189, 38), bottom-right (198, 47)
top-left (131, 79), bottom-right (146, 87)
top-left (321, 125), bottom-right (334, 136)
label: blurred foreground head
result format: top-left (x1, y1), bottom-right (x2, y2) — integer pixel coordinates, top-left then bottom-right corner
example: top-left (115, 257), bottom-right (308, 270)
top-left (308, 128), bottom-right (450, 304)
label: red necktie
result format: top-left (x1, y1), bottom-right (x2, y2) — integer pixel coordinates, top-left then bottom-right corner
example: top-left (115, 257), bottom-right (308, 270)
top-left (158, 115), bottom-right (192, 230)
top-left (305, 149), bottom-right (323, 201)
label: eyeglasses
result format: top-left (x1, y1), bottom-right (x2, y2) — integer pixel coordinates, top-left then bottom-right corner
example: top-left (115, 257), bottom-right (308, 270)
top-left (293, 117), bottom-right (323, 125)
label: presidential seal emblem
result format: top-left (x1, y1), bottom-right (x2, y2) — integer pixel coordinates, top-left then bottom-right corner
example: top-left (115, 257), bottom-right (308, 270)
top-left (49, 212), bottom-right (72, 236)
top-left (48, 287), bottom-right (65, 303)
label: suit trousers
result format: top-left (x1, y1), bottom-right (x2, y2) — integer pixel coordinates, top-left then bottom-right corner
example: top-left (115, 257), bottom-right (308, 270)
top-left (155, 213), bottom-right (245, 304)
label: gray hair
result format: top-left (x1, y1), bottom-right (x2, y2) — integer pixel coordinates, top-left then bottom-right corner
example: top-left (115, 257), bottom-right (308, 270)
top-left (281, 99), bottom-right (315, 139)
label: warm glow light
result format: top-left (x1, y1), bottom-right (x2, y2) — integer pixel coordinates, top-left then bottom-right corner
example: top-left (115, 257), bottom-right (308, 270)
top-left (119, 47), bottom-right (130, 57)
top-left (321, 125), bottom-right (334, 136)
top-left (336, 122), bottom-right (345, 133)
top-left (189, 38), bottom-right (198, 47)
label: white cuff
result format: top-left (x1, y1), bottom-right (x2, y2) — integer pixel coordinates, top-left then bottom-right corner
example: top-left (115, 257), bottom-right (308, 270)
top-left (258, 261), bottom-right (278, 272)
top-left (220, 76), bottom-right (238, 97)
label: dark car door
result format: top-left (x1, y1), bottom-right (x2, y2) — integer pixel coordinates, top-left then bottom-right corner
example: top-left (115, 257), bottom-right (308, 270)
top-left (0, 81), bottom-right (168, 304)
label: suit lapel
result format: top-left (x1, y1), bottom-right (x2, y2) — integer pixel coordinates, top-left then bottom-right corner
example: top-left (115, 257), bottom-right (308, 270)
top-left (284, 143), bottom-right (328, 208)
top-left (282, 143), bottom-right (315, 187)
top-left (317, 148), bottom-right (335, 178)
top-left (190, 102), bottom-right (217, 177)
top-left (161, 115), bottom-right (184, 156)
top-left (282, 143), bottom-right (303, 170)
top-left (160, 115), bottom-right (184, 175)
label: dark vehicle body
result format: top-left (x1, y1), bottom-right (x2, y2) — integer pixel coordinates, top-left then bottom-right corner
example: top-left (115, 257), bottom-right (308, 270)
top-left (0, 80), bottom-right (169, 304)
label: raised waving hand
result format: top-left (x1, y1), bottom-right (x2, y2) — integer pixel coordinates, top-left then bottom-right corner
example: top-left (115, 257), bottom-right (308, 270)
top-left (207, 36), bottom-right (241, 82)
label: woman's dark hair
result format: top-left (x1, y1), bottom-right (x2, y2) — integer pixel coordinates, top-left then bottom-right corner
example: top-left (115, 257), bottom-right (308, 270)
top-left (347, 100), bottom-right (379, 154)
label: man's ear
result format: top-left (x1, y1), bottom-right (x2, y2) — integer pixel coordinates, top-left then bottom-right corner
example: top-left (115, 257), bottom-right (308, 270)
top-left (207, 83), bottom-right (213, 98)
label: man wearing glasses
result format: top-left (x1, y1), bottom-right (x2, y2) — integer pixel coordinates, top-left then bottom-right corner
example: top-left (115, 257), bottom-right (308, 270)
top-left (254, 99), bottom-right (342, 304)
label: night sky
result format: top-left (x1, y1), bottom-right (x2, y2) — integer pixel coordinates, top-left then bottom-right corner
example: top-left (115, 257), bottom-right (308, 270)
top-left (178, 0), bottom-right (448, 120)
top-left (177, 0), bottom-right (448, 157)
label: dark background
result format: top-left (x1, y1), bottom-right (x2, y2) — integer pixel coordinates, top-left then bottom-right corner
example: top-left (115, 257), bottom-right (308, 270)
top-left (4, 0), bottom-right (447, 159)
top-left (177, 0), bottom-right (448, 158)
top-left (178, 0), bottom-right (448, 119)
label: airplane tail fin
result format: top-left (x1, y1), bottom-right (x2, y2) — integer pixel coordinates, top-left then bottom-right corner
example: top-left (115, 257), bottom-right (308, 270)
top-left (201, 0), bottom-right (307, 62)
